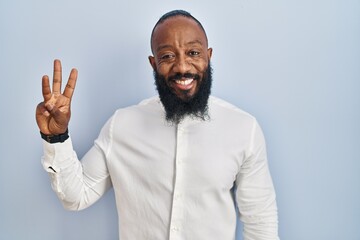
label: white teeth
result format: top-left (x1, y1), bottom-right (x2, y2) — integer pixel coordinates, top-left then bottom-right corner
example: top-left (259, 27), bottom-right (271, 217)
top-left (175, 79), bottom-right (194, 85)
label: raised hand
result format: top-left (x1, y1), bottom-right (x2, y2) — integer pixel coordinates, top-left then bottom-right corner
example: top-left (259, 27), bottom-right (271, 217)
top-left (36, 59), bottom-right (78, 135)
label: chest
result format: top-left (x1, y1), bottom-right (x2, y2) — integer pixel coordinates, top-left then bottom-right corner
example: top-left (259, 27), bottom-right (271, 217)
top-left (108, 120), bottom-right (247, 192)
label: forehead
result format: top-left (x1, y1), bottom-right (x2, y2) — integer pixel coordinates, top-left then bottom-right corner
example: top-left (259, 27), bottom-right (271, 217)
top-left (151, 16), bottom-right (208, 52)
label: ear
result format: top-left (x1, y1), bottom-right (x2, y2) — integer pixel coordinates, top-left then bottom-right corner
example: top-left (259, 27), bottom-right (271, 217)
top-left (148, 56), bottom-right (156, 71)
top-left (207, 48), bottom-right (213, 60)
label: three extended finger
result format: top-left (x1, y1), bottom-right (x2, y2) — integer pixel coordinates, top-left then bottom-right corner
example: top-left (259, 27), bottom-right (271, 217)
top-left (63, 68), bottom-right (78, 100)
top-left (42, 75), bottom-right (52, 101)
top-left (52, 59), bottom-right (62, 94)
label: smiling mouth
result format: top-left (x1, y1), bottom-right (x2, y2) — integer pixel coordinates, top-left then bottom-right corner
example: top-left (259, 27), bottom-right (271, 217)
top-left (173, 78), bottom-right (196, 91)
top-left (175, 79), bottom-right (194, 86)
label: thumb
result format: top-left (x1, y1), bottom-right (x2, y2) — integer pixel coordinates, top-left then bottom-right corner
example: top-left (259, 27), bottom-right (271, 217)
top-left (46, 104), bottom-right (69, 128)
top-left (46, 103), bottom-right (60, 118)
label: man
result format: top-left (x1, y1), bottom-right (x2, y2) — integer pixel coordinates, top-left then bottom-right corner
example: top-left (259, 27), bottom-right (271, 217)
top-left (36, 10), bottom-right (279, 240)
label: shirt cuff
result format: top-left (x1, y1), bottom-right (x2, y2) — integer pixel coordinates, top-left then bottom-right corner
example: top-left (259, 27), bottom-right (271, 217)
top-left (41, 137), bottom-right (75, 173)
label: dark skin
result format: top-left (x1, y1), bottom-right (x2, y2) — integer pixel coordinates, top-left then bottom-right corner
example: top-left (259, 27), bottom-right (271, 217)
top-left (36, 16), bottom-right (212, 135)
top-left (149, 16), bottom-right (212, 100)
top-left (35, 60), bottom-right (77, 135)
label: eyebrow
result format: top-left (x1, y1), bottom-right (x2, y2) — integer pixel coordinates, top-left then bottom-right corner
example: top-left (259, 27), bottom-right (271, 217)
top-left (186, 40), bottom-right (203, 46)
top-left (156, 44), bottom-right (172, 52)
top-left (156, 40), bottom-right (204, 52)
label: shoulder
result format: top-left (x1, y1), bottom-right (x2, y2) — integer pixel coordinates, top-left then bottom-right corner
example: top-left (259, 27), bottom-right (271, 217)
top-left (137, 96), bottom-right (161, 106)
top-left (208, 96), bottom-right (262, 142)
top-left (209, 96), bottom-right (256, 123)
top-left (114, 96), bottom-right (161, 114)
top-left (111, 96), bottom-right (163, 124)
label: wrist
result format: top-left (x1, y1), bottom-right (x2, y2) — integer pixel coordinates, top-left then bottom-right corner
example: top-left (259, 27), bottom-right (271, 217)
top-left (40, 129), bottom-right (69, 143)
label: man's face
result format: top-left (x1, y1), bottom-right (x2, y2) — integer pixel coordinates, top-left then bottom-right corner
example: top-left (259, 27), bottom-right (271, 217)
top-left (149, 16), bottom-right (212, 101)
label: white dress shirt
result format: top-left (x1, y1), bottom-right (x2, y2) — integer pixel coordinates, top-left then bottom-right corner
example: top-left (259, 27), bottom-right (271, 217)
top-left (42, 96), bottom-right (279, 240)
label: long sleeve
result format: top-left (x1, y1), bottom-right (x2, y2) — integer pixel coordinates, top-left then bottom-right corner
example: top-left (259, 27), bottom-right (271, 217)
top-left (40, 96), bottom-right (280, 239)
top-left (235, 121), bottom-right (279, 240)
top-left (41, 117), bottom-right (113, 211)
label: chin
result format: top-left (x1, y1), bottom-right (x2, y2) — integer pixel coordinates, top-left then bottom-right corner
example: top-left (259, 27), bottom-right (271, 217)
top-left (177, 90), bottom-right (196, 102)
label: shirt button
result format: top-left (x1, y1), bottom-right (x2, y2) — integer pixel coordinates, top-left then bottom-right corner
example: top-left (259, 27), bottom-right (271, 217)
top-left (174, 193), bottom-right (182, 200)
top-left (171, 226), bottom-right (180, 232)
top-left (178, 126), bottom-right (184, 132)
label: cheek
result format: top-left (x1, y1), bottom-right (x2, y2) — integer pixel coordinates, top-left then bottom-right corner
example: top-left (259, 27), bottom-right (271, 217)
top-left (200, 59), bottom-right (210, 70)
top-left (156, 63), bottom-right (172, 77)
top-left (192, 58), bottom-right (209, 72)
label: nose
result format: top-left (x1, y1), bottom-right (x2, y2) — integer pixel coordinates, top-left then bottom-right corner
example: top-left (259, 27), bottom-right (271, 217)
top-left (172, 54), bottom-right (191, 74)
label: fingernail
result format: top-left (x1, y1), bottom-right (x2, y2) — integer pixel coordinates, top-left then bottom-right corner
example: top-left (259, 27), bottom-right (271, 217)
top-left (44, 111), bottom-right (50, 117)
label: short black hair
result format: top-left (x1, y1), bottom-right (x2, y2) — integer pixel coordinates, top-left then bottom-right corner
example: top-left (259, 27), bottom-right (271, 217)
top-left (150, 10), bottom-right (208, 53)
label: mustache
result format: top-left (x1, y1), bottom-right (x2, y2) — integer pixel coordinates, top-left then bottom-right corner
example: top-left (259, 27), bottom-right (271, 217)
top-left (168, 72), bottom-right (201, 81)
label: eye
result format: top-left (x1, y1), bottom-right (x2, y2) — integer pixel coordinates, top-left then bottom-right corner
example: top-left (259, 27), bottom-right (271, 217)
top-left (189, 50), bottom-right (200, 56)
top-left (160, 53), bottom-right (174, 60)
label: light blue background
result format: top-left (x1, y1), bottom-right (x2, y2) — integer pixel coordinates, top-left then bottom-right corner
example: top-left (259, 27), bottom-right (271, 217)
top-left (0, 0), bottom-right (359, 239)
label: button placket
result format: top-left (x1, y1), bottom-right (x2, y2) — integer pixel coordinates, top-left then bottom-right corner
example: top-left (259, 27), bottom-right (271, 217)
top-left (169, 124), bottom-right (187, 239)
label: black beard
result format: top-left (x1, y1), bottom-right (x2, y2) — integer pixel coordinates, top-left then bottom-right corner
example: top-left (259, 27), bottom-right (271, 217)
top-left (154, 63), bottom-right (212, 124)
